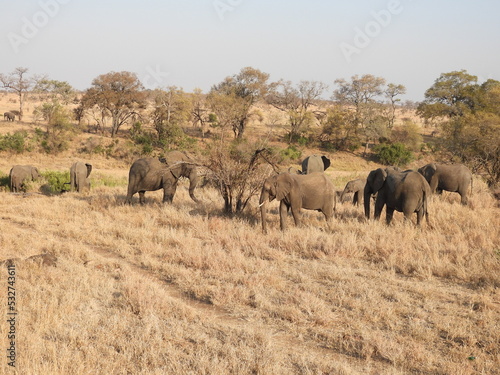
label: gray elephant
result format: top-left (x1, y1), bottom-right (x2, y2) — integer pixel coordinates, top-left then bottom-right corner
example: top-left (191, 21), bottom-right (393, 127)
top-left (163, 150), bottom-right (200, 202)
top-left (259, 172), bottom-right (336, 233)
top-left (4, 112), bottom-right (15, 122)
top-left (340, 178), bottom-right (366, 206)
top-left (364, 168), bottom-right (431, 225)
top-left (126, 156), bottom-right (200, 204)
top-left (9, 165), bottom-right (40, 192)
top-left (418, 163), bottom-right (472, 205)
top-left (70, 162), bottom-right (92, 193)
top-left (301, 155), bottom-right (331, 174)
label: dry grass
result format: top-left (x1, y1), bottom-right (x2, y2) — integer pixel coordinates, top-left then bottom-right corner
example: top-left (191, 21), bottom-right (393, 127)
top-left (0, 174), bottom-right (498, 374)
top-left (0, 93), bottom-right (499, 374)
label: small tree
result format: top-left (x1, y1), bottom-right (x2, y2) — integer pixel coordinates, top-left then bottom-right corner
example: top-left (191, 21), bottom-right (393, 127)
top-left (205, 139), bottom-right (277, 214)
top-left (34, 102), bottom-right (74, 153)
top-left (208, 67), bottom-right (269, 138)
top-left (33, 78), bottom-right (75, 105)
top-left (80, 71), bottom-right (146, 137)
top-left (267, 80), bottom-right (327, 143)
top-left (150, 86), bottom-right (193, 148)
top-left (0, 67), bottom-right (33, 121)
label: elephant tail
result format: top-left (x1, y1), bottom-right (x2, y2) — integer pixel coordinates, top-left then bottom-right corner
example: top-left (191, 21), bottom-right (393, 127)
top-left (423, 187), bottom-right (429, 224)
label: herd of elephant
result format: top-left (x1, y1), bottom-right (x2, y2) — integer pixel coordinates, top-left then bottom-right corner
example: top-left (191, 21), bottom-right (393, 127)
top-left (6, 152), bottom-right (473, 233)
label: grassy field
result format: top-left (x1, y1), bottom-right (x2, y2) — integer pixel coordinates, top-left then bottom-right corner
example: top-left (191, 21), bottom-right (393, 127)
top-left (0, 94), bottom-right (499, 374)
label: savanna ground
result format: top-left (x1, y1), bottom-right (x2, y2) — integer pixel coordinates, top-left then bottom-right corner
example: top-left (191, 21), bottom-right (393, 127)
top-left (0, 94), bottom-right (499, 375)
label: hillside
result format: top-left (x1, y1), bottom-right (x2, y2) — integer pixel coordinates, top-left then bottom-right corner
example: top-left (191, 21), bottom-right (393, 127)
top-left (0, 93), bottom-right (499, 374)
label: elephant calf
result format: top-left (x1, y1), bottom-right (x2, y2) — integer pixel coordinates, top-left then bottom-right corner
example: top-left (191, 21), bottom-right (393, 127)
top-left (4, 112), bottom-right (15, 122)
top-left (340, 178), bottom-right (366, 206)
top-left (70, 162), bottom-right (92, 193)
top-left (9, 165), bottom-right (40, 192)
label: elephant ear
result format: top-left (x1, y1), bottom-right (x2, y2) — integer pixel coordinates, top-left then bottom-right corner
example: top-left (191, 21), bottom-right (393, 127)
top-left (32, 167), bottom-right (40, 179)
top-left (321, 156), bottom-right (331, 171)
top-left (169, 162), bottom-right (186, 179)
top-left (275, 174), bottom-right (293, 201)
top-left (370, 168), bottom-right (387, 193)
top-left (85, 164), bottom-right (93, 178)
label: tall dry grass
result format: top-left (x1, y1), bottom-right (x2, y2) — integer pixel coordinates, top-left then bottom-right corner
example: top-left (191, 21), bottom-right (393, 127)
top-left (0, 172), bottom-right (498, 374)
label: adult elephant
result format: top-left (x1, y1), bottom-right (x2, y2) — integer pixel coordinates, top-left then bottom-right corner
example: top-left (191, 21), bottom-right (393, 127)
top-left (9, 165), bottom-right (40, 192)
top-left (418, 163), bottom-right (472, 205)
top-left (259, 172), bottom-right (335, 233)
top-left (340, 178), bottom-right (366, 206)
top-left (4, 112), bottom-right (15, 122)
top-left (364, 168), bottom-right (431, 225)
top-left (126, 157), bottom-right (200, 204)
top-left (301, 155), bottom-right (331, 174)
top-left (70, 162), bottom-right (92, 193)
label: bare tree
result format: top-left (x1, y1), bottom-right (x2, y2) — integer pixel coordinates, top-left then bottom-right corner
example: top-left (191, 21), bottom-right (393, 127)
top-left (384, 83), bottom-right (406, 129)
top-left (267, 80), bottom-right (327, 143)
top-left (0, 67), bottom-right (33, 121)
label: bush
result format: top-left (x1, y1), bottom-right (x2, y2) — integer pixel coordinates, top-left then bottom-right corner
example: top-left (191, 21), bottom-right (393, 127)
top-left (41, 170), bottom-right (70, 194)
top-left (0, 131), bottom-right (30, 153)
top-left (390, 120), bottom-right (423, 151)
top-left (374, 142), bottom-right (414, 167)
top-left (279, 145), bottom-right (302, 162)
top-left (0, 171), bottom-right (10, 192)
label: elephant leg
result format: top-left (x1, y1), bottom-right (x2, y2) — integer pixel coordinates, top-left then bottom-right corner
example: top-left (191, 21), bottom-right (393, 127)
top-left (416, 209), bottom-right (424, 226)
top-left (322, 207), bottom-right (334, 231)
top-left (459, 190), bottom-right (468, 205)
top-left (279, 200), bottom-right (289, 231)
top-left (353, 191), bottom-right (359, 206)
top-left (374, 197), bottom-right (385, 221)
top-left (385, 207), bottom-right (395, 225)
top-left (139, 191), bottom-right (146, 205)
top-left (163, 181), bottom-right (177, 203)
top-left (290, 204), bottom-right (301, 228)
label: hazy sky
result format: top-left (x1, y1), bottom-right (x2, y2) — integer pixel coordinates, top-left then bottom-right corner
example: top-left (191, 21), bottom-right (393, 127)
top-left (2, 0), bottom-right (499, 101)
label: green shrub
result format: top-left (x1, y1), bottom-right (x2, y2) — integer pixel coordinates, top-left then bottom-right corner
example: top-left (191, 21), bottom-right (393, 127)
top-left (374, 142), bottom-right (414, 167)
top-left (41, 170), bottom-right (70, 194)
top-left (280, 145), bottom-right (302, 162)
top-left (0, 131), bottom-right (30, 153)
top-left (0, 171), bottom-right (10, 191)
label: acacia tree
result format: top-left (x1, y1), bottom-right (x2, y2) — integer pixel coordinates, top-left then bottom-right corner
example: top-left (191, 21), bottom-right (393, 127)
top-left (417, 70), bottom-right (478, 121)
top-left (423, 73), bottom-right (500, 186)
top-left (333, 74), bottom-right (386, 154)
top-left (33, 78), bottom-right (75, 105)
top-left (266, 80), bottom-right (327, 143)
top-left (0, 67), bottom-right (33, 121)
top-left (80, 71), bottom-right (146, 137)
top-left (208, 67), bottom-right (269, 138)
top-left (150, 86), bottom-right (193, 148)
top-left (384, 83), bottom-right (407, 129)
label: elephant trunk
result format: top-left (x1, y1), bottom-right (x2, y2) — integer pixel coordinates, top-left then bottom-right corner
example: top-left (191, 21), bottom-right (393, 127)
top-left (340, 188), bottom-right (348, 203)
top-left (188, 170), bottom-right (200, 203)
top-left (363, 186), bottom-right (372, 219)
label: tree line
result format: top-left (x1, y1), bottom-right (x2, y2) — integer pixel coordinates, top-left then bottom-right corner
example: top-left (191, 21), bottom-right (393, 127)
top-left (1, 67), bottom-right (499, 191)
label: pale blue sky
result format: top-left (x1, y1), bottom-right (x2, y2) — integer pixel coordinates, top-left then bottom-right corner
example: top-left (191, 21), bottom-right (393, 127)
top-left (2, 0), bottom-right (499, 100)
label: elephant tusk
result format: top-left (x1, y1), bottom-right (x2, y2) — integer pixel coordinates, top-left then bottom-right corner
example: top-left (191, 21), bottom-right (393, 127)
top-left (259, 201), bottom-right (265, 207)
